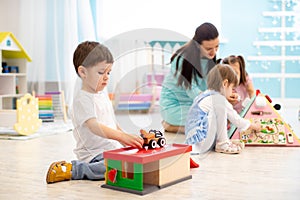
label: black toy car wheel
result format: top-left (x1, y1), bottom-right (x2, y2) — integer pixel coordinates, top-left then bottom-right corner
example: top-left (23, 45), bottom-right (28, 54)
top-left (149, 140), bottom-right (157, 149)
top-left (157, 138), bottom-right (166, 147)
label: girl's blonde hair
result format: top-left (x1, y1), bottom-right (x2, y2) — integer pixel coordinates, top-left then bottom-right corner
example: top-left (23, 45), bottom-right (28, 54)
top-left (207, 64), bottom-right (238, 92)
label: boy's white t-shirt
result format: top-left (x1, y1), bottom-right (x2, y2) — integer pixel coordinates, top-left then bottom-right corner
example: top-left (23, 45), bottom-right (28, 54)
top-left (72, 89), bottom-right (123, 162)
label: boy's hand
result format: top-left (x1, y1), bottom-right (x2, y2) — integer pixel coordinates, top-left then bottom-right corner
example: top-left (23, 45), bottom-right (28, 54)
top-left (85, 119), bottom-right (144, 148)
top-left (120, 133), bottom-right (144, 149)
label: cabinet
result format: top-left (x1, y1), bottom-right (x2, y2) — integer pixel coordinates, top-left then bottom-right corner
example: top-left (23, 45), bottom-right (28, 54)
top-left (0, 32), bottom-right (31, 110)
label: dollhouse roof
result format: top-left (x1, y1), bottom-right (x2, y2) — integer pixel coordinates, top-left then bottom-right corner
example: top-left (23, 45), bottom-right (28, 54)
top-left (0, 32), bottom-right (32, 62)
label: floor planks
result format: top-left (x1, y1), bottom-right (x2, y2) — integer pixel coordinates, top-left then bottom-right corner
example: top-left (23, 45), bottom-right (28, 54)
top-left (0, 107), bottom-right (299, 199)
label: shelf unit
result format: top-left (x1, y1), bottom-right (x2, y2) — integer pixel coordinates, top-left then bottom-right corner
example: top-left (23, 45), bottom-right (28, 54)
top-left (0, 32), bottom-right (31, 110)
top-left (247, 0), bottom-right (300, 99)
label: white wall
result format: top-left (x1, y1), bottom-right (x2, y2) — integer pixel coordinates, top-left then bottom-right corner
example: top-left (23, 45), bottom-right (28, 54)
top-left (99, 0), bottom-right (221, 40)
top-left (0, 0), bottom-right (21, 39)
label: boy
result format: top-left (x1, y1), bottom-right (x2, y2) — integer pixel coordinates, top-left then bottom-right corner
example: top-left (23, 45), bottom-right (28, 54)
top-left (46, 41), bottom-right (144, 184)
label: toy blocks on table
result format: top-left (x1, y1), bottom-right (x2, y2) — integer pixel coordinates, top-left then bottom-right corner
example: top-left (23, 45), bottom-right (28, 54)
top-left (102, 144), bottom-right (192, 195)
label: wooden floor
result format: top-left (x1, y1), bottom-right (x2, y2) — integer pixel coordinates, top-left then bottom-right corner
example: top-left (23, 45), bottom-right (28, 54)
top-left (0, 108), bottom-right (300, 199)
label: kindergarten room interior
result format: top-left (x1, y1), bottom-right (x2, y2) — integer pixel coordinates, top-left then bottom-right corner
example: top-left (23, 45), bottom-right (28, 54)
top-left (0, 0), bottom-right (300, 199)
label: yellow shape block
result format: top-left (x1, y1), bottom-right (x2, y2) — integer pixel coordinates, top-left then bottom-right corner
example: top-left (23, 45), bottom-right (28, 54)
top-left (14, 93), bottom-right (42, 135)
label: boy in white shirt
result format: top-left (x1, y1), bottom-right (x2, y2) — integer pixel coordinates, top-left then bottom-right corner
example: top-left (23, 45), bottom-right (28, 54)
top-left (46, 41), bottom-right (143, 184)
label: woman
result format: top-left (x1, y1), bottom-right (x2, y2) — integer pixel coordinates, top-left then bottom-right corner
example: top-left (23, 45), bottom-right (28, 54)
top-left (160, 22), bottom-right (219, 133)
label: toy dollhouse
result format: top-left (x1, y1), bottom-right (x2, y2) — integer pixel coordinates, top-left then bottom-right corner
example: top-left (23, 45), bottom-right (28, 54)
top-left (0, 32), bottom-right (32, 127)
top-left (102, 143), bottom-right (192, 195)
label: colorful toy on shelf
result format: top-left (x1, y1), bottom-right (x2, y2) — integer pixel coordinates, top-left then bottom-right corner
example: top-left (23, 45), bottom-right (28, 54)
top-left (35, 91), bottom-right (67, 122)
top-left (229, 90), bottom-right (300, 147)
top-left (13, 93), bottom-right (42, 135)
top-left (102, 143), bottom-right (192, 195)
top-left (116, 93), bottom-right (154, 112)
top-left (36, 95), bottom-right (54, 122)
top-left (45, 91), bottom-right (67, 122)
top-left (140, 129), bottom-right (166, 149)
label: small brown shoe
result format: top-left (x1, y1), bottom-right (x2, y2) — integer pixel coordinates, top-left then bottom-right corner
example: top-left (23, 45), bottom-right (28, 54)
top-left (46, 161), bottom-right (72, 184)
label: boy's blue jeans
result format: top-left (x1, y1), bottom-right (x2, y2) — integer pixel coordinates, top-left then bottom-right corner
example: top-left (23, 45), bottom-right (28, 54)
top-left (71, 153), bottom-right (106, 180)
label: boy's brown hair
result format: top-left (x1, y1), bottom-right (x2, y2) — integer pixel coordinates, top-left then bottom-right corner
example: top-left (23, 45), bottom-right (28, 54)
top-left (73, 41), bottom-right (114, 76)
top-left (207, 64), bottom-right (238, 92)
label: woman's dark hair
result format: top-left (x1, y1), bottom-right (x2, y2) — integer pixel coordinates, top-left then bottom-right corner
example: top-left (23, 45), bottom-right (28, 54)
top-left (171, 22), bottom-right (219, 89)
top-left (222, 55), bottom-right (247, 85)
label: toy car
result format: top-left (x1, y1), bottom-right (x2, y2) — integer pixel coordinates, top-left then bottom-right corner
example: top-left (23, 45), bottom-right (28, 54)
top-left (140, 129), bottom-right (166, 149)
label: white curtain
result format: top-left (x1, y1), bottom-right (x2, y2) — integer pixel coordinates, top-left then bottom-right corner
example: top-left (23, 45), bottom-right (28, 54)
top-left (95, 0), bottom-right (221, 95)
top-left (17, 0), bottom-right (221, 107)
top-left (18, 0), bottom-right (97, 108)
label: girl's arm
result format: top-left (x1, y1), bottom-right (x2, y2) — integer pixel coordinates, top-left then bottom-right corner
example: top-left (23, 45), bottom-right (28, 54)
top-left (246, 76), bottom-right (255, 98)
top-left (227, 101), bottom-right (261, 132)
top-left (226, 101), bottom-right (250, 131)
top-left (249, 121), bottom-right (261, 132)
top-left (85, 118), bottom-right (144, 148)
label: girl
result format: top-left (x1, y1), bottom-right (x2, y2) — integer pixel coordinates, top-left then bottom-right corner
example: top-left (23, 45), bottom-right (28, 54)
top-left (222, 55), bottom-right (255, 113)
top-left (185, 64), bottom-right (260, 154)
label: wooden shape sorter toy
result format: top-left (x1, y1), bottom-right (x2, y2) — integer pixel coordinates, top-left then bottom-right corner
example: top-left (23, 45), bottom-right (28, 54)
top-left (239, 118), bottom-right (287, 145)
top-left (101, 143), bottom-right (192, 195)
top-left (229, 92), bottom-right (300, 146)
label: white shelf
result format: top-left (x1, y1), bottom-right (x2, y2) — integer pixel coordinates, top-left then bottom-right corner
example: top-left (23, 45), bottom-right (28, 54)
top-left (251, 2), bottom-right (299, 100)
top-left (258, 27), bottom-right (298, 33)
top-left (263, 11), bottom-right (296, 17)
top-left (0, 73), bottom-right (27, 77)
top-left (250, 73), bottom-right (300, 78)
top-left (253, 40), bottom-right (300, 46)
top-left (0, 46), bottom-right (20, 51)
top-left (247, 56), bottom-right (300, 61)
top-left (0, 94), bottom-right (25, 98)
